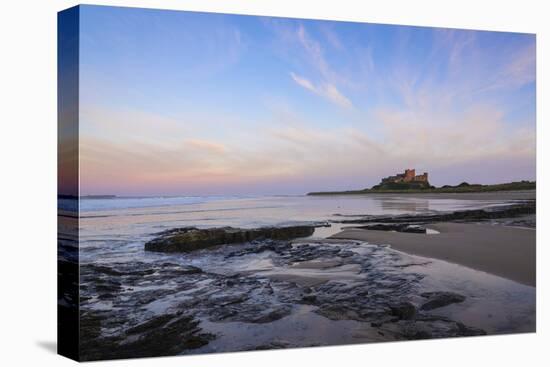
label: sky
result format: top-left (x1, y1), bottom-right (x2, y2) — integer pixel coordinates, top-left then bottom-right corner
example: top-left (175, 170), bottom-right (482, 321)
top-left (77, 5), bottom-right (536, 196)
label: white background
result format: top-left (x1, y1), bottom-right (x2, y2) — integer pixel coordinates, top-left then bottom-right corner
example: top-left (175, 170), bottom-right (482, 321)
top-left (0, 0), bottom-right (548, 365)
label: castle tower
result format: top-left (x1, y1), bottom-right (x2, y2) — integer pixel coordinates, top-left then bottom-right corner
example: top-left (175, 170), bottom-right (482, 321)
top-left (404, 169), bottom-right (415, 182)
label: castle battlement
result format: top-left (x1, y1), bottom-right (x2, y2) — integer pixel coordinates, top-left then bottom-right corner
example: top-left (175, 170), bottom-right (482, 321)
top-left (380, 169), bottom-right (429, 185)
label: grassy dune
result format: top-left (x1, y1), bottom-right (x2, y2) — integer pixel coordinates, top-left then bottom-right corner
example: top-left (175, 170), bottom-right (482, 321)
top-left (307, 181), bottom-right (535, 196)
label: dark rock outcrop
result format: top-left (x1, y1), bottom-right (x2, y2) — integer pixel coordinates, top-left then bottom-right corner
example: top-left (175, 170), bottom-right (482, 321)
top-left (389, 301), bottom-right (417, 320)
top-left (420, 291), bottom-right (466, 310)
top-left (144, 225), bottom-right (317, 253)
top-left (397, 315), bottom-right (486, 339)
top-left (334, 201), bottom-right (535, 225)
top-left (79, 311), bottom-right (214, 361)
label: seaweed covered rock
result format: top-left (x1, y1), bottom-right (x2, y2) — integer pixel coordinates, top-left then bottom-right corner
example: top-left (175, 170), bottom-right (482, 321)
top-left (144, 225), bottom-right (317, 253)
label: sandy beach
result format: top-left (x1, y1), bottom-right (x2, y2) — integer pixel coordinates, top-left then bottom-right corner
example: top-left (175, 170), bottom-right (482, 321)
top-left (331, 222), bottom-right (536, 286)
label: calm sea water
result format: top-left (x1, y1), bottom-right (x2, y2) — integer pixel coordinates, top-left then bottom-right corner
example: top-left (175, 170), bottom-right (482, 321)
top-left (75, 194), bottom-right (513, 263)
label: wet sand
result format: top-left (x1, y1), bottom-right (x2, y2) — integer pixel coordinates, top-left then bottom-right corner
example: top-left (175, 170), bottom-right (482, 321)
top-left (331, 222), bottom-right (536, 286)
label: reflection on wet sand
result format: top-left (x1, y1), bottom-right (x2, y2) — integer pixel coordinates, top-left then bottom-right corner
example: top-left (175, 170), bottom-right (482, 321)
top-left (377, 198), bottom-right (430, 212)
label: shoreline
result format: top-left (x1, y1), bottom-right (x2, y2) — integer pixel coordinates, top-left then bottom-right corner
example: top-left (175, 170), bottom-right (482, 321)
top-left (306, 189), bottom-right (537, 200)
top-left (330, 222), bottom-right (536, 286)
top-left (307, 183), bottom-right (537, 196)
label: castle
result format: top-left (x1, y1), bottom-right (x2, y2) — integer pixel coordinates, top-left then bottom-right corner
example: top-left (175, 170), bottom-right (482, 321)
top-left (380, 169), bottom-right (428, 185)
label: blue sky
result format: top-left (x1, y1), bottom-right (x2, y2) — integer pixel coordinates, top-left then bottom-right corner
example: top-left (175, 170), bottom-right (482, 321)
top-left (77, 5), bottom-right (536, 196)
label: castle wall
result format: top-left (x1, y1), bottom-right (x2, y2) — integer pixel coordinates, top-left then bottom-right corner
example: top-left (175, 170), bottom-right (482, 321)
top-left (380, 169), bottom-right (429, 185)
top-left (413, 173), bottom-right (428, 182)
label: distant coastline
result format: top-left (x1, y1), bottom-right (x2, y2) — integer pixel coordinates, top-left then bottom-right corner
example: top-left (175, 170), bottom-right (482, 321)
top-left (307, 180), bottom-right (536, 196)
top-left (81, 195), bottom-right (117, 199)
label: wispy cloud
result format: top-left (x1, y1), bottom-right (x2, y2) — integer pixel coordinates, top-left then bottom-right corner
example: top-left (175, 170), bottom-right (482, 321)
top-left (290, 72), bottom-right (352, 108)
top-left (289, 72), bottom-right (315, 91)
top-left (479, 41), bottom-right (536, 92)
top-left (506, 42), bottom-right (536, 86)
top-left (320, 25), bottom-right (343, 50)
top-left (265, 20), bottom-right (355, 109)
top-left (185, 139), bottom-right (226, 154)
top-left (373, 104), bottom-right (535, 166)
top-left (296, 25), bottom-right (331, 80)
top-left (322, 83), bottom-right (353, 109)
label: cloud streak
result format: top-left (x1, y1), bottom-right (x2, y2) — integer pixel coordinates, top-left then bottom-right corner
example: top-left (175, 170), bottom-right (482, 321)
top-left (290, 72), bottom-right (352, 108)
top-left (80, 97), bottom-right (534, 196)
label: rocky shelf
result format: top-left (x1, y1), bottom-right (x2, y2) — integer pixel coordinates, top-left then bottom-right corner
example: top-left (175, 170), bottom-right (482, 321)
top-left (333, 200), bottom-right (535, 225)
top-left (144, 224), bottom-right (326, 253)
top-left (80, 238), bottom-right (487, 360)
